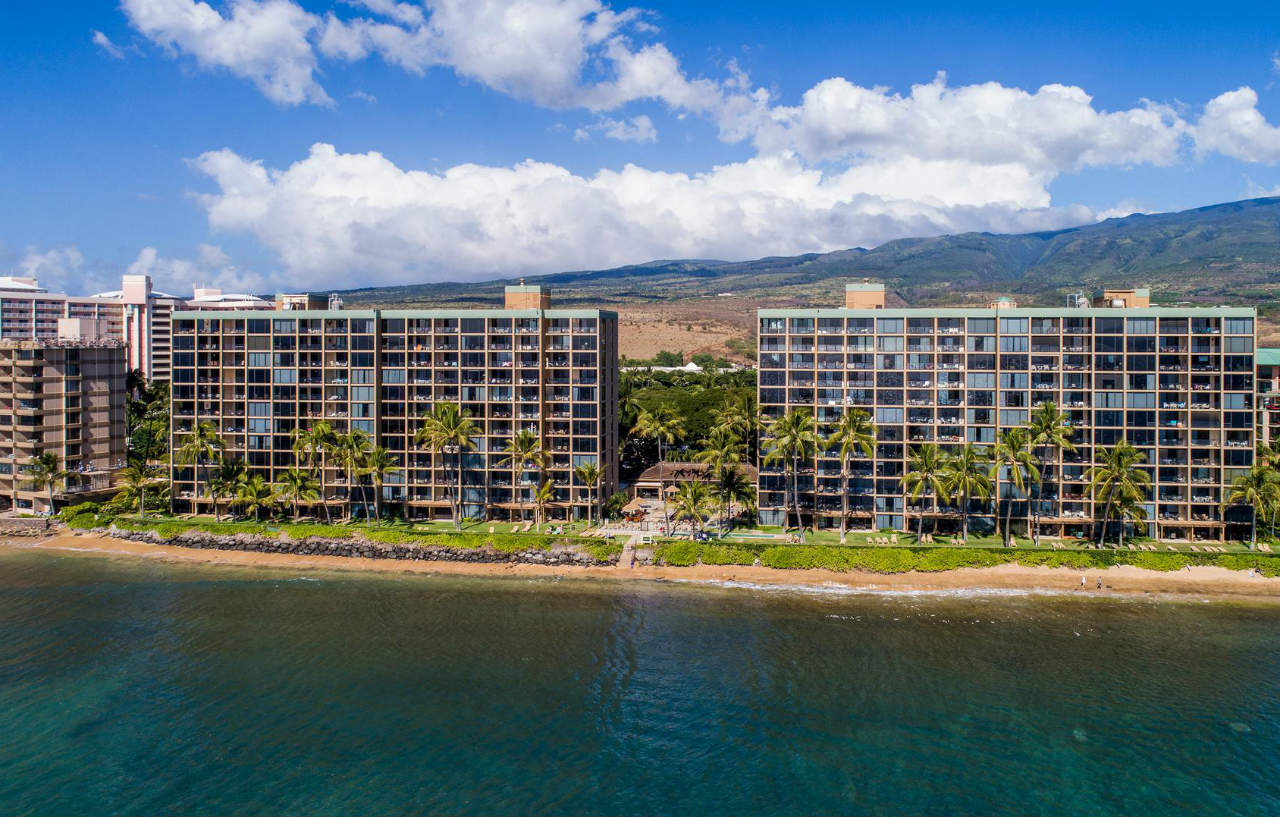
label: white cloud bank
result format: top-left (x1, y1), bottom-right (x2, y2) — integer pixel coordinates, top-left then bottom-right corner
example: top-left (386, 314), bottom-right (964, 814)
top-left (189, 142), bottom-right (1095, 288)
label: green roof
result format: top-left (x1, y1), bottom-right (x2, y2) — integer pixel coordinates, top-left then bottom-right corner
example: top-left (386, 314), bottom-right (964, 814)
top-left (758, 306), bottom-right (1256, 319)
top-left (1258, 348), bottom-right (1280, 366)
top-left (172, 308), bottom-right (616, 320)
top-left (172, 309), bottom-right (378, 320)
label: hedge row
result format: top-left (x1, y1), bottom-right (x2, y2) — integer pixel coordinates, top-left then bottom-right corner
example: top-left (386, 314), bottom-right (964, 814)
top-left (656, 543), bottom-right (1280, 576)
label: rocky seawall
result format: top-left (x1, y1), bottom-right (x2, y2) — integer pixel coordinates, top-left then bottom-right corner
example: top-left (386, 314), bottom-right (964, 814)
top-left (94, 527), bottom-right (616, 567)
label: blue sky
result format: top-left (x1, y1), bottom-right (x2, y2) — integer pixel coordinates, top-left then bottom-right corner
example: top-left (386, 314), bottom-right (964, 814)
top-left (3, 0), bottom-right (1280, 295)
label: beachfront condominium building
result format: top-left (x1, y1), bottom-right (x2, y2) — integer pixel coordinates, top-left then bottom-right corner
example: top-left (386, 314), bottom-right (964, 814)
top-left (758, 282), bottom-right (1258, 542)
top-left (0, 321), bottom-right (128, 513)
top-left (168, 285), bottom-right (619, 522)
top-left (0, 274), bottom-right (323, 381)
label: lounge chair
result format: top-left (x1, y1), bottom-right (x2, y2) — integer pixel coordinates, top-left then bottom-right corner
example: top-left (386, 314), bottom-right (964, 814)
top-left (1190, 545), bottom-right (1200, 552)
top-left (510, 524), bottom-right (520, 533)
top-left (890, 534), bottom-right (899, 545)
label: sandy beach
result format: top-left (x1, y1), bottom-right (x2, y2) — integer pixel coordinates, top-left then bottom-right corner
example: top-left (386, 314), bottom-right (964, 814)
top-left (5, 531), bottom-right (1280, 601)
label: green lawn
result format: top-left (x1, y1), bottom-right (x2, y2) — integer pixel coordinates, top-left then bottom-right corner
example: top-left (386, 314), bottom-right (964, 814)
top-left (713, 525), bottom-right (1256, 554)
top-left (58, 508), bottom-right (606, 555)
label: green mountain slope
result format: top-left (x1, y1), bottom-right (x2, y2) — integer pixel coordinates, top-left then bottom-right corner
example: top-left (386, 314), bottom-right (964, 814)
top-left (335, 196), bottom-right (1280, 311)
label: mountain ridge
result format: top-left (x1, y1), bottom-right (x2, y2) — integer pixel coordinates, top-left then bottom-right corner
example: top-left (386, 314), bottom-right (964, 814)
top-left (335, 196), bottom-right (1280, 316)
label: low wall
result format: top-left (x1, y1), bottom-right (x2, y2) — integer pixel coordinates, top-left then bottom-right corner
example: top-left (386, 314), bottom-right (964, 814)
top-left (0, 517), bottom-right (50, 536)
top-left (99, 526), bottom-right (616, 567)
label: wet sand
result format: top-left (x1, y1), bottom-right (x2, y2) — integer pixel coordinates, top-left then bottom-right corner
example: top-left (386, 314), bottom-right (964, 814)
top-left (6, 532), bottom-right (1280, 602)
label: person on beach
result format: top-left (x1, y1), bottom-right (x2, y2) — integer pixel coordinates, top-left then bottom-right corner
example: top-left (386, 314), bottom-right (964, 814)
top-left (1097, 577), bottom-right (1102, 590)
top-left (1081, 574), bottom-right (1087, 588)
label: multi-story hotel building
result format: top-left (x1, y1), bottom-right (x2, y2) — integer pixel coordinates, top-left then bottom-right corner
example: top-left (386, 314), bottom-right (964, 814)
top-left (0, 274), bottom-right (321, 381)
top-left (0, 322), bottom-right (128, 513)
top-left (168, 285), bottom-right (619, 522)
top-left (758, 282), bottom-right (1258, 542)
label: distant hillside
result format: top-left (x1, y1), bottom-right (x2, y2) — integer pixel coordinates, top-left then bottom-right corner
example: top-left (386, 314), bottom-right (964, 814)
top-left (334, 196), bottom-right (1280, 358)
top-left (336, 196), bottom-right (1280, 311)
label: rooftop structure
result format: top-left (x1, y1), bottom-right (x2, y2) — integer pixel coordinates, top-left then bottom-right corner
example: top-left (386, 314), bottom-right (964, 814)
top-left (0, 273), bottom-right (320, 381)
top-left (758, 282), bottom-right (1258, 542)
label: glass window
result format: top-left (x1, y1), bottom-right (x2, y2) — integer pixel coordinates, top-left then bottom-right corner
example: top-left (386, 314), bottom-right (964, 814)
top-left (999, 318), bottom-right (1028, 334)
top-left (875, 408), bottom-right (903, 424)
top-left (1126, 318), bottom-right (1156, 335)
top-left (876, 318), bottom-right (904, 334)
top-left (968, 318), bottom-right (996, 334)
top-left (877, 336), bottom-right (904, 351)
top-left (1225, 318), bottom-right (1254, 335)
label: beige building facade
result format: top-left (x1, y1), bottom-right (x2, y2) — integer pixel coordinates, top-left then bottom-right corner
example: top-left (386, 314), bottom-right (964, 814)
top-left (0, 336), bottom-right (127, 513)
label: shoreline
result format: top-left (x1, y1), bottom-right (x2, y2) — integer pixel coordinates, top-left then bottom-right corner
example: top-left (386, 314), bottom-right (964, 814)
top-left (6, 532), bottom-right (1280, 602)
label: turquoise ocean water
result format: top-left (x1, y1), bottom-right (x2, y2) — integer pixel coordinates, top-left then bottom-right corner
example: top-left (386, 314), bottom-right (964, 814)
top-left (0, 548), bottom-right (1277, 816)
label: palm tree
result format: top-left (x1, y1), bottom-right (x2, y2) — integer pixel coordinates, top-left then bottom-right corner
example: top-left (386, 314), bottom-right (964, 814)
top-left (234, 474), bottom-right (276, 522)
top-left (695, 426), bottom-right (744, 471)
top-left (902, 443), bottom-right (948, 542)
top-left (828, 408), bottom-right (876, 543)
top-left (574, 461), bottom-right (603, 526)
top-left (117, 460), bottom-right (161, 520)
top-left (1086, 440), bottom-right (1151, 546)
top-left (1257, 436), bottom-right (1280, 469)
top-left (415, 404), bottom-right (479, 529)
top-left (989, 427), bottom-right (1040, 546)
top-left (533, 478), bottom-right (555, 532)
top-left (1028, 402), bottom-right (1076, 544)
top-left (943, 444), bottom-right (993, 542)
top-left (710, 395), bottom-right (755, 456)
top-left (276, 467), bottom-right (320, 521)
top-left (631, 407), bottom-right (685, 534)
top-left (499, 429), bottom-right (546, 522)
top-left (1223, 466), bottom-right (1280, 550)
top-left (24, 452), bottom-right (67, 515)
top-left (208, 457), bottom-right (246, 522)
top-left (292, 421), bottom-right (336, 522)
top-left (365, 446), bottom-right (399, 524)
top-left (332, 430), bottom-right (373, 521)
top-left (176, 420), bottom-right (224, 512)
top-left (713, 463), bottom-right (755, 536)
top-left (1113, 491), bottom-right (1149, 551)
top-left (763, 408), bottom-right (818, 539)
top-left (672, 481), bottom-right (713, 534)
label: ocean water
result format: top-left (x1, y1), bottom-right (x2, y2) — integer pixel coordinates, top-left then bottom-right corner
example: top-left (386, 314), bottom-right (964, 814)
top-left (0, 550), bottom-right (1278, 816)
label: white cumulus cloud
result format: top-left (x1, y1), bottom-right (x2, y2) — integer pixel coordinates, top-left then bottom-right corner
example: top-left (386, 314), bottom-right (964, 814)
top-left (121, 0), bottom-right (329, 105)
top-left (750, 74), bottom-right (1187, 172)
top-left (127, 244), bottom-right (272, 295)
top-left (1195, 87), bottom-right (1280, 163)
top-left (14, 247), bottom-right (95, 293)
top-left (187, 142), bottom-right (1094, 290)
